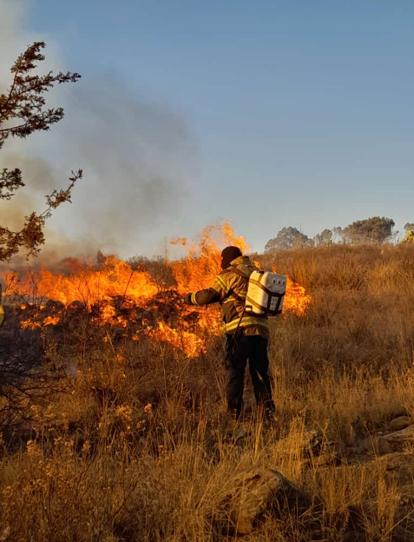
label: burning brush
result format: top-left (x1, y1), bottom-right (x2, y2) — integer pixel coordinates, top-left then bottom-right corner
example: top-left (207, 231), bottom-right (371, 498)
top-left (0, 224), bottom-right (311, 358)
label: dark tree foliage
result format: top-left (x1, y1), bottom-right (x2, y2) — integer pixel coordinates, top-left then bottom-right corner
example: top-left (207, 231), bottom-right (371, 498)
top-left (404, 223), bottom-right (414, 232)
top-left (0, 42), bottom-right (82, 261)
top-left (265, 226), bottom-right (313, 252)
top-left (342, 216), bottom-right (395, 244)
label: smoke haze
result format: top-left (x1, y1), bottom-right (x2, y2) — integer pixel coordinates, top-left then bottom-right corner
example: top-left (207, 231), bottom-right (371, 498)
top-left (54, 76), bottom-right (195, 257)
top-left (0, 0), bottom-right (197, 263)
top-left (0, 0), bottom-right (27, 80)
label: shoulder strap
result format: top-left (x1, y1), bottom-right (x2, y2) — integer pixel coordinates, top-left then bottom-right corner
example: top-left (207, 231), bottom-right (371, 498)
top-left (231, 266), bottom-right (252, 281)
top-left (222, 266), bottom-right (252, 302)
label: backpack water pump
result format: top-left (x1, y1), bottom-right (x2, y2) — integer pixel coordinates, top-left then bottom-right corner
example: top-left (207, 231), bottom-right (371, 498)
top-left (245, 270), bottom-right (286, 316)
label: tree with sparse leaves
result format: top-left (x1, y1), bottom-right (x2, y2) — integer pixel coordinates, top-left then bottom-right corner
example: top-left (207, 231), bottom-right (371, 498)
top-left (0, 43), bottom-right (81, 421)
top-left (341, 217), bottom-right (395, 245)
top-left (0, 42), bottom-right (82, 261)
top-left (265, 226), bottom-right (313, 251)
top-left (314, 228), bottom-right (333, 247)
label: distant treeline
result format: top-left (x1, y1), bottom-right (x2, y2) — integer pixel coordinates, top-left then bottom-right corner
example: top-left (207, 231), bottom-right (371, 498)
top-left (265, 217), bottom-right (414, 251)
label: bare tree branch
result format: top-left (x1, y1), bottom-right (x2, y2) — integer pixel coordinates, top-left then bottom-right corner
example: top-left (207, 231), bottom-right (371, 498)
top-left (0, 41), bottom-right (82, 261)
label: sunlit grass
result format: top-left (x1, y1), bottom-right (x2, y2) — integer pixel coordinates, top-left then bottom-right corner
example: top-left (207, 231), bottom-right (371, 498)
top-left (1, 244), bottom-right (414, 540)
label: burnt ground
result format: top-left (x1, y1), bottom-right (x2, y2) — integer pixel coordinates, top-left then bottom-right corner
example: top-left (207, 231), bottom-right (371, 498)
top-left (0, 290), bottom-right (203, 367)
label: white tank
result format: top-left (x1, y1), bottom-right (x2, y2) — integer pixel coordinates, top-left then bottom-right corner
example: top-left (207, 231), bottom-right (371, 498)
top-left (245, 270), bottom-right (286, 316)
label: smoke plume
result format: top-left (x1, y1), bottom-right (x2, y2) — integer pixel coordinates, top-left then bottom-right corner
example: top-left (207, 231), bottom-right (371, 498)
top-left (53, 77), bottom-right (195, 257)
top-left (0, 1), bottom-right (27, 80)
top-left (0, 0), bottom-right (197, 263)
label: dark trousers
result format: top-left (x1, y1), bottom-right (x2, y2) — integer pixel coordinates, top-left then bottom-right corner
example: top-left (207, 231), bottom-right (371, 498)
top-left (225, 333), bottom-right (276, 419)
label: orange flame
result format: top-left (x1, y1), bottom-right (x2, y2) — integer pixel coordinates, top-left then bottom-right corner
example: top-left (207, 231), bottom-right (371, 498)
top-left (284, 277), bottom-right (311, 315)
top-left (147, 322), bottom-right (206, 358)
top-left (1, 223), bottom-right (310, 356)
top-left (4, 256), bottom-right (157, 306)
top-left (171, 222), bottom-right (249, 292)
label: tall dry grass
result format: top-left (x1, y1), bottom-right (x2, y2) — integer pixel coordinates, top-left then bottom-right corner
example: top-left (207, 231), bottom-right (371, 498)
top-left (1, 244), bottom-right (414, 540)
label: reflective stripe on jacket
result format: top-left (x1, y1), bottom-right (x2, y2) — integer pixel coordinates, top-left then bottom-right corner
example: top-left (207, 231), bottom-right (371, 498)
top-left (190, 255), bottom-right (269, 338)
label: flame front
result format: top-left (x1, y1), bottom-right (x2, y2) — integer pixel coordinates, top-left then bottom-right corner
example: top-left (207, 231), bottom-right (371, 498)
top-left (1, 223), bottom-right (311, 356)
top-left (5, 256), bottom-right (158, 306)
top-left (171, 221), bottom-right (249, 293)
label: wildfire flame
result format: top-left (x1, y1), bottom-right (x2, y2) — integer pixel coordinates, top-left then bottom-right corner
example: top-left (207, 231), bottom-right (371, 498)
top-left (170, 221), bottom-right (249, 292)
top-left (1, 223), bottom-right (310, 356)
top-left (284, 278), bottom-right (311, 315)
top-left (148, 322), bottom-right (206, 359)
top-left (4, 256), bottom-right (158, 306)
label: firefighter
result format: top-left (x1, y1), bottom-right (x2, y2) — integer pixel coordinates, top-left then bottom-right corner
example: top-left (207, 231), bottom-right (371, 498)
top-left (184, 246), bottom-right (276, 420)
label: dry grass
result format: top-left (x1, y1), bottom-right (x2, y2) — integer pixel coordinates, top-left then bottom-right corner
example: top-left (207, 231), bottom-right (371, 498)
top-left (2, 244), bottom-right (414, 541)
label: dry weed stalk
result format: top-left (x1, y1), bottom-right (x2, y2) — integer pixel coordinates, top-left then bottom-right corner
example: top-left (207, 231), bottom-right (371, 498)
top-left (1, 244), bottom-right (414, 540)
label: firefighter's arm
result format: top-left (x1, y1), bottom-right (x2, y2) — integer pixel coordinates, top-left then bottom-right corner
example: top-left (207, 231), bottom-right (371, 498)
top-left (184, 273), bottom-right (229, 306)
top-left (184, 288), bottom-right (220, 306)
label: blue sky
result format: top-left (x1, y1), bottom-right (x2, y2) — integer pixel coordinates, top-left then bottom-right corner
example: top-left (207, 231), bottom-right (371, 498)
top-left (22, 1), bottom-right (414, 253)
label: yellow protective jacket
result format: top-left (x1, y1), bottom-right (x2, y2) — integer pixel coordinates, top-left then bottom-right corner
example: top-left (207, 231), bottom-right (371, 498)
top-left (189, 255), bottom-right (269, 338)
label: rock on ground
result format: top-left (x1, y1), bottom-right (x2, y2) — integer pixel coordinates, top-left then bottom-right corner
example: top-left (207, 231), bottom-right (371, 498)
top-left (388, 416), bottom-right (412, 432)
top-left (215, 467), bottom-right (314, 535)
top-left (379, 424), bottom-right (414, 452)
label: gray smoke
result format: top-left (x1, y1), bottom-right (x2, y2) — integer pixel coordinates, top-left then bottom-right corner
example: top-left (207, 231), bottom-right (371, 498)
top-left (0, 0), bottom-right (197, 262)
top-left (53, 76), bottom-right (195, 257)
top-left (0, 0), bottom-right (27, 80)
top-left (0, 1), bottom-right (53, 234)
top-left (0, 154), bottom-right (56, 228)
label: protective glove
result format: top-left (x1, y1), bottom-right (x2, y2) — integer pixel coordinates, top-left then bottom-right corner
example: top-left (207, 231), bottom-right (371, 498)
top-left (183, 293), bottom-right (193, 305)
